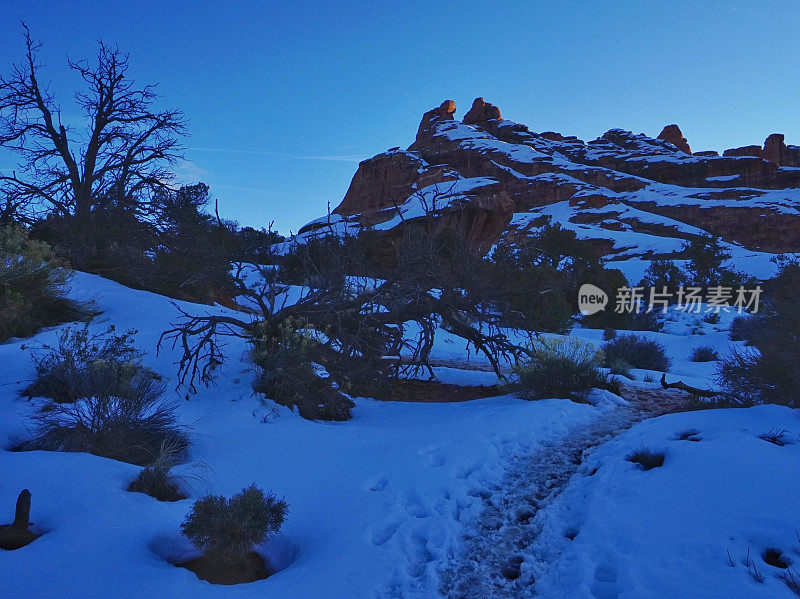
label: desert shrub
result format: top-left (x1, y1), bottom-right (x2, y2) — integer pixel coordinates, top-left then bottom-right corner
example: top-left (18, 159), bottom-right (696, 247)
top-left (627, 449), bottom-right (665, 470)
top-left (729, 314), bottom-right (760, 343)
top-left (683, 235), bottom-right (731, 286)
top-left (149, 184), bottom-right (238, 304)
top-left (602, 334), bottom-right (672, 371)
top-left (0, 225), bottom-right (83, 341)
top-left (628, 309), bottom-right (666, 332)
top-left (129, 465), bottom-right (186, 501)
top-left (689, 345), bottom-right (719, 362)
top-left (24, 324), bottom-right (157, 403)
top-left (602, 328), bottom-right (616, 341)
top-left (128, 440), bottom-right (187, 501)
top-left (639, 259), bottom-right (686, 298)
top-left (15, 387), bottom-right (188, 466)
top-left (251, 318), bottom-right (353, 420)
top-left (607, 358), bottom-right (634, 380)
top-left (181, 484), bottom-right (287, 567)
top-left (488, 225), bottom-right (612, 333)
top-left (513, 338), bottom-right (610, 401)
top-left (717, 347), bottom-right (765, 404)
top-left (718, 260), bottom-right (800, 406)
top-left (31, 184), bottom-right (240, 306)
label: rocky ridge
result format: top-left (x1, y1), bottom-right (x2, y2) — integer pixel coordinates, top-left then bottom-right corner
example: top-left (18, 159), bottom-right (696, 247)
top-left (297, 98), bottom-right (800, 259)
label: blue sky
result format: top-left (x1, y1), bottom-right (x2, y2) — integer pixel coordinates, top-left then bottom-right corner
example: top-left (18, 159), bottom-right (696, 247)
top-left (1, 1), bottom-right (799, 233)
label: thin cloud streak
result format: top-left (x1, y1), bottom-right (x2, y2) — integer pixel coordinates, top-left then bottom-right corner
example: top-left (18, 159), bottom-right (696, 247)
top-left (190, 146), bottom-right (367, 162)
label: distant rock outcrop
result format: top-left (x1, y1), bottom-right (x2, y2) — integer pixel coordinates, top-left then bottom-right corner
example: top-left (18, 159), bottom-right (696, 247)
top-left (295, 97), bottom-right (800, 257)
top-left (463, 97), bottom-right (502, 124)
top-left (657, 124), bottom-right (691, 154)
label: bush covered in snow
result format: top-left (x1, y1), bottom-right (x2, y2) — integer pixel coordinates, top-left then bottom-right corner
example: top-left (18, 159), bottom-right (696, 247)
top-left (24, 324), bottom-right (157, 403)
top-left (626, 448), bottom-right (665, 470)
top-left (514, 338), bottom-right (611, 401)
top-left (0, 225), bottom-right (82, 341)
top-left (602, 334), bottom-right (672, 372)
top-left (181, 484), bottom-right (287, 567)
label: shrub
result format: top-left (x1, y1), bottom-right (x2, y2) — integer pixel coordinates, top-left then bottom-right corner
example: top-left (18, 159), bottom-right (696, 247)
top-left (0, 225), bottom-right (82, 341)
top-left (15, 384), bottom-right (188, 466)
top-left (251, 318), bottom-right (354, 420)
top-left (729, 314), bottom-right (760, 343)
top-left (639, 259), bottom-right (686, 297)
top-left (717, 347), bottom-right (765, 404)
top-left (128, 440), bottom-right (187, 501)
top-left (718, 260), bottom-right (800, 406)
top-left (627, 449), bottom-right (665, 470)
top-left (181, 485), bottom-right (287, 567)
top-left (602, 334), bottom-right (672, 371)
top-left (608, 358), bottom-right (634, 380)
top-left (759, 428), bottom-right (790, 446)
top-left (779, 567), bottom-right (800, 596)
top-left (602, 328), bottom-right (616, 341)
top-left (683, 235), bottom-right (731, 286)
top-left (689, 345), bottom-right (719, 362)
top-left (24, 325), bottom-right (156, 403)
top-left (129, 465), bottom-right (186, 501)
top-left (514, 338), bottom-right (610, 401)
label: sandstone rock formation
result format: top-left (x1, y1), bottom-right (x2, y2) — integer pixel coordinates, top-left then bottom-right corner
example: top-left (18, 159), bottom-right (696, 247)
top-left (657, 124), bottom-right (691, 154)
top-left (462, 97), bottom-right (502, 124)
top-left (296, 97), bottom-right (800, 258)
top-left (762, 133), bottom-right (786, 165)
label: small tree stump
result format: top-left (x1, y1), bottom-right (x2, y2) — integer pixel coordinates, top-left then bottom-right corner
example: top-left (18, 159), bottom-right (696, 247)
top-left (0, 489), bottom-right (40, 550)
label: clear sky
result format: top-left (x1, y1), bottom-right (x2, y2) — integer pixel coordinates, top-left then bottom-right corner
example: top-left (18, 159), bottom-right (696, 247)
top-left (1, 1), bottom-right (799, 234)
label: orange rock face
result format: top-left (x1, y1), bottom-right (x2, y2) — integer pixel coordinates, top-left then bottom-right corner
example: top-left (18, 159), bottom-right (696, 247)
top-left (463, 97), bottom-right (502, 124)
top-left (657, 124), bottom-right (691, 154)
top-left (317, 97), bottom-right (800, 257)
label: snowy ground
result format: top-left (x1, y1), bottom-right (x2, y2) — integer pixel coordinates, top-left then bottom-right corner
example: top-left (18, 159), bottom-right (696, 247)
top-left (0, 273), bottom-right (599, 598)
top-left (530, 405), bottom-right (800, 599)
top-left (1, 272), bottom-right (797, 598)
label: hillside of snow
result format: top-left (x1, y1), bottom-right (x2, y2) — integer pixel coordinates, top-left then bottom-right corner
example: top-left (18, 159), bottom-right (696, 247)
top-left (1, 271), bottom-right (797, 598)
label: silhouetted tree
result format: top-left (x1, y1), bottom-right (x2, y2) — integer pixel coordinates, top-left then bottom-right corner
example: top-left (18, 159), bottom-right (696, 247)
top-left (0, 24), bottom-right (186, 267)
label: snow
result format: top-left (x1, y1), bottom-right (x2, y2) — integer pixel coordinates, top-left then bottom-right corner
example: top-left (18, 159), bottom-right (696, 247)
top-left (1, 263), bottom-right (796, 597)
top-left (706, 174), bottom-right (741, 182)
top-left (530, 405), bottom-right (800, 598)
top-left (0, 272), bottom-right (597, 598)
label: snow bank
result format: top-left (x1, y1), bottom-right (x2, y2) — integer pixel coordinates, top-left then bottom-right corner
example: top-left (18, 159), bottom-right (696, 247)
top-left (530, 405), bottom-right (800, 599)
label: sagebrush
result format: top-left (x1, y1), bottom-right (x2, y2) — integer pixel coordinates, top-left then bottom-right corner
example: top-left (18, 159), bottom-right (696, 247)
top-left (602, 334), bottom-right (672, 371)
top-left (24, 324), bottom-right (157, 403)
top-left (0, 225), bottom-right (82, 341)
top-left (514, 338), bottom-right (610, 401)
top-left (181, 484), bottom-right (288, 566)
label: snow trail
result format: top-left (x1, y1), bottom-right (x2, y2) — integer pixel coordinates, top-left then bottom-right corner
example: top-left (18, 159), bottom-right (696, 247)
top-left (440, 386), bottom-right (691, 598)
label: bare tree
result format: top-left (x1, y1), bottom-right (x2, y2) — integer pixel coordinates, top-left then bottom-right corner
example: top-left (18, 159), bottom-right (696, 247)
top-left (158, 193), bottom-right (537, 419)
top-left (0, 23), bottom-right (186, 231)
